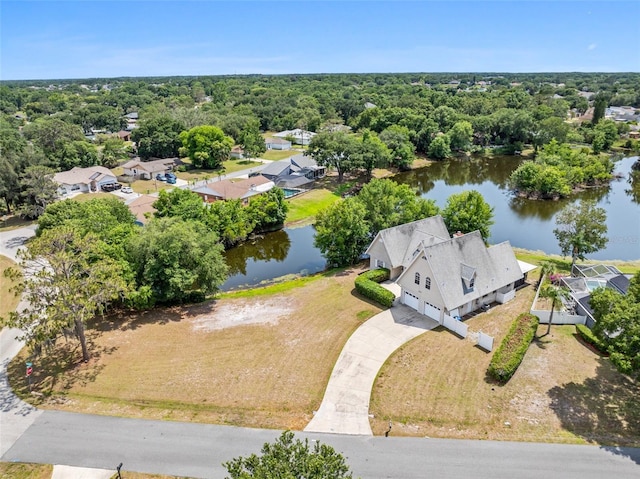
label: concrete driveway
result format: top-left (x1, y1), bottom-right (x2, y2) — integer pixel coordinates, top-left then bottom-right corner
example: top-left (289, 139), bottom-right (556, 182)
top-left (0, 224), bottom-right (37, 262)
top-left (304, 304), bottom-right (439, 435)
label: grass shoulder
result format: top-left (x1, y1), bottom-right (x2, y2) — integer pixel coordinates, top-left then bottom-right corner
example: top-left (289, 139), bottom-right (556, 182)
top-left (0, 255), bottom-right (19, 320)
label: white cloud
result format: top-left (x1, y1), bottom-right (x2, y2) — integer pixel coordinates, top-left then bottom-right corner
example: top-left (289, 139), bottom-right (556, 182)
top-left (588, 43), bottom-right (597, 51)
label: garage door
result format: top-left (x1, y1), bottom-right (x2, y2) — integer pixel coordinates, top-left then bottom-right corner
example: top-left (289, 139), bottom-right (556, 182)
top-left (424, 302), bottom-right (441, 321)
top-left (403, 291), bottom-right (419, 310)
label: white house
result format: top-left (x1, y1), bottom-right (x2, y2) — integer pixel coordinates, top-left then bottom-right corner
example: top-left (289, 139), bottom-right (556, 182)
top-left (265, 137), bottom-right (292, 150)
top-left (366, 216), bottom-right (532, 323)
top-left (53, 166), bottom-right (117, 196)
top-left (121, 158), bottom-right (176, 180)
top-left (273, 129), bottom-right (316, 146)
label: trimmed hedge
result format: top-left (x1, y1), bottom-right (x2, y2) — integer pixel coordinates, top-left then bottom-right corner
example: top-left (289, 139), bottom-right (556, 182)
top-left (355, 268), bottom-right (395, 308)
top-left (488, 313), bottom-right (539, 383)
top-left (576, 324), bottom-right (607, 353)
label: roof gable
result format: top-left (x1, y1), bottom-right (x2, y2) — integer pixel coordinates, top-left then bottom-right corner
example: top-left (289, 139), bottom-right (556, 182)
top-left (365, 216), bottom-right (450, 269)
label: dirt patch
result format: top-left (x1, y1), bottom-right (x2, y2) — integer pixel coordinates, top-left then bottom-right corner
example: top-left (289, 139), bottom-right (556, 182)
top-left (191, 298), bottom-right (294, 331)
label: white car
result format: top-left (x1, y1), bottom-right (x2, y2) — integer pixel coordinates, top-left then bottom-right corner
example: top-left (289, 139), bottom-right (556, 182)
top-left (121, 186), bottom-right (133, 194)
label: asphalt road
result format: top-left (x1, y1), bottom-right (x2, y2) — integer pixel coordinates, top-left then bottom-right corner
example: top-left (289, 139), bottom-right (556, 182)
top-left (2, 410), bottom-right (639, 479)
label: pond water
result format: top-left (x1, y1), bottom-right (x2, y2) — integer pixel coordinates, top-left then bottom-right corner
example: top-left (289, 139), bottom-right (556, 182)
top-left (221, 155), bottom-right (639, 291)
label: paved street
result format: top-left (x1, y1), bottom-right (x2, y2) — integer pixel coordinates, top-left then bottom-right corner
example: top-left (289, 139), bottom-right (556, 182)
top-left (2, 410), bottom-right (639, 478)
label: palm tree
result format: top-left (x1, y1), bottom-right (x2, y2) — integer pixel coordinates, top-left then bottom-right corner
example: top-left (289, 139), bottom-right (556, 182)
top-left (538, 261), bottom-right (555, 287)
top-left (540, 284), bottom-right (570, 336)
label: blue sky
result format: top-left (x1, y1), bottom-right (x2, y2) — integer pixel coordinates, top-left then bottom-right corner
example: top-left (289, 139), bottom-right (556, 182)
top-left (2, 1), bottom-right (639, 80)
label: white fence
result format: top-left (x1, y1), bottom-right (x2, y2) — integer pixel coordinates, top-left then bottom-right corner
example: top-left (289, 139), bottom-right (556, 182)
top-left (530, 310), bottom-right (586, 325)
top-left (477, 332), bottom-right (494, 351)
top-left (442, 314), bottom-right (468, 338)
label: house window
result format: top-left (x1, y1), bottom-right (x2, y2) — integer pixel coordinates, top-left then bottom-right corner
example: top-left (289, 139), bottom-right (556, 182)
top-left (415, 272), bottom-right (420, 285)
top-left (425, 277), bottom-right (431, 290)
top-left (469, 277), bottom-right (475, 288)
top-left (376, 259), bottom-right (385, 268)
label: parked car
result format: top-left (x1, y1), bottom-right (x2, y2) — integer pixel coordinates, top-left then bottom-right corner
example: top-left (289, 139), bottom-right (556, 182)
top-left (165, 172), bottom-right (177, 180)
top-left (121, 186), bottom-right (133, 194)
top-left (100, 182), bottom-right (121, 192)
top-left (156, 174), bottom-right (167, 181)
top-left (166, 176), bottom-right (177, 184)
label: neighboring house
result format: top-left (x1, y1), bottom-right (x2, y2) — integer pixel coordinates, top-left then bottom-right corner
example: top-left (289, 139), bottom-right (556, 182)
top-left (193, 176), bottom-right (274, 204)
top-left (273, 128), bottom-right (316, 145)
top-left (230, 146), bottom-right (245, 159)
top-left (121, 158), bottom-right (177, 180)
top-left (562, 264), bottom-right (633, 328)
top-left (124, 111), bottom-right (139, 131)
top-left (260, 154), bottom-right (325, 188)
top-left (265, 137), bottom-right (292, 150)
top-left (366, 216), bottom-right (532, 323)
top-left (53, 166), bottom-right (117, 196)
top-left (127, 194), bottom-right (157, 225)
top-left (117, 130), bottom-right (131, 141)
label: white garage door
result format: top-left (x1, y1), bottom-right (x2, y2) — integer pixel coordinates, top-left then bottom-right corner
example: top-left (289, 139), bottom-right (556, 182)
top-left (424, 302), bottom-right (441, 321)
top-left (403, 291), bottom-right (419, 310)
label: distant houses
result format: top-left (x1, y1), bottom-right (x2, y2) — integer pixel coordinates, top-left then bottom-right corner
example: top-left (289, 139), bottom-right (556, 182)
top-left (273, 129), bottom-right (316, 146)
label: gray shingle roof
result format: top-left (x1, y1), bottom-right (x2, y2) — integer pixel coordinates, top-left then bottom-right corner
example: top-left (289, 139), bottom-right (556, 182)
top-left (365, 216), bottom-right (450, 269)
top-left (408, 232), bottom-right (523, 311)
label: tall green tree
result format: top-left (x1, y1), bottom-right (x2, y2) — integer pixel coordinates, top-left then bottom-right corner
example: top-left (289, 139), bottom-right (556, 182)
top-left (238, 119), bottom-right (267, 159)
top-left (179, 125), bottom-right (234, 169)
top-left (553, 200), bottom-right (608, 270)
top-left (448, 120), bottom-right (474, 151)
top-left (131, 115), bottom-right (185, 160)
top-left (2, 227), bottom-right (128, 362)
top-left (357, 179), bottom-right (439, 237)
top-left (589, 275), bottom-right (640, 377)
top-left (19, 165), bottom-right (59, 219)
top-left (592, 95), bottom-right (607, 125)
top-left (314, 198), bottom-right (370, 267)
top-left (129, 217), bottom-right (228, 304)
top-left (224, 431), bottom-right (354, 479)
top-left (307, 130), bottom-right (357, 182)
top-left (427, 134), bottom-right (452, 160)
top-left (379, 125), bottom-right (415, 169)
top-left (351, 129), bottom-right (391, 177)
top-left (246, 187), bottom-right (289, 232)
top-left (442, 190), bottom-right (495, 242)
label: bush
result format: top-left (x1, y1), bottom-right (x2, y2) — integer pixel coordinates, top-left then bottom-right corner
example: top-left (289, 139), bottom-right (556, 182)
top-left (354, 268), bottom-right (394, 308)
top-left (487, 313), bottom-right (539, 383)
top-left (576, 324), bottom-right (607, 353)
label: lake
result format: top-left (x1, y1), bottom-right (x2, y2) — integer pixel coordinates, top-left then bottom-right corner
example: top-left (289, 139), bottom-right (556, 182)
top-left (221, 155), bottom-right (639, 290)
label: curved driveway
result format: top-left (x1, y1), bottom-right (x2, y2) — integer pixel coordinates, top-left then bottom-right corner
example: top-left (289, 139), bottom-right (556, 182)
top-left (305, 304), bottom-right (438, 435)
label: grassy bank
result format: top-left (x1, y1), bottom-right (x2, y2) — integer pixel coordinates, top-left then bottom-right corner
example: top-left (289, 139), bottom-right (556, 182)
top-left (285, 188), bottom-right (340, 225)
top-left (0, 255), bottom-right (19, 320)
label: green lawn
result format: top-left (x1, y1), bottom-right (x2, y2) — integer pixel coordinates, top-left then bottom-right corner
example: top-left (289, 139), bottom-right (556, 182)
top-left (285, 189), bottom-right (340, 225)
top-left (260, 149), bottom-right (298, 161)
top-left (176, 160), bottom-right (262, 182)
top-left (70, 192), bottom-right (124, 203)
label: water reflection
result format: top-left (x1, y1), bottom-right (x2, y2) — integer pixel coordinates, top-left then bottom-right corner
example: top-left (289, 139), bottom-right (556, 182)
top-left (221, 225), bottom-right (325, 291)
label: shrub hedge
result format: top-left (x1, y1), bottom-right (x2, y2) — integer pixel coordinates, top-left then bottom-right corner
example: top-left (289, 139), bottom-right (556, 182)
top-left (576, 324), bottom-right (607, 353)
top-left (354, 268), bottom-right (395, 308)
top-left (487, 313), bottom-right (539, 383)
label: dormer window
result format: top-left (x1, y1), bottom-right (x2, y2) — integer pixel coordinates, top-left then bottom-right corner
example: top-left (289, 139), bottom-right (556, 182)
top-left (461, 263), bottom-right (476, 292)
top-left (425, 277), bottom-right (431, 290)
top-left (415, 272), bottom-right (420, 285)
top-left (469, 277), bottom-right (475, 288)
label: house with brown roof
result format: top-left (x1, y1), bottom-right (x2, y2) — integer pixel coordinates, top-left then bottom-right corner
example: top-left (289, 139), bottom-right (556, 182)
top-left (117, 130), bottom-right (131, 141)
top-left (230, 146), bottom-right (245, 159)
top-left (53, 166), bottom-right (117, 196)
top-left (121, 158), bottom-right (177, 180)
top-left (127, 194), bottom-right (157, 225)
top-left (193, 176), bottom-right (274, 205)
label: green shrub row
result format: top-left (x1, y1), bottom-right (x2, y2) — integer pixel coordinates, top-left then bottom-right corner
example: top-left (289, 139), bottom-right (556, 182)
top-left (354, 268), bottom-right (394, 308)
top-left (576, 324), bottom-right (607, 353)
top-left (487, 313), bottom-right (539, 383)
